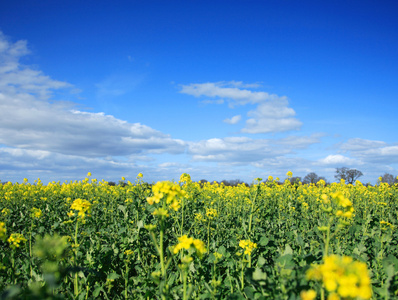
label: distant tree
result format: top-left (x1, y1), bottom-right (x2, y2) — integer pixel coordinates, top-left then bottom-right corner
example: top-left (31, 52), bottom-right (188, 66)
top-left (289, 176), bottom-right (302, 185)
top-left (380, 173), bottom-right (397, 184)
top-left (220, 179), bottom-right (246, 187)
top-left (334, 167), bottom-right (363, 184)
top-left (302, 172), bottom-right (325, 184)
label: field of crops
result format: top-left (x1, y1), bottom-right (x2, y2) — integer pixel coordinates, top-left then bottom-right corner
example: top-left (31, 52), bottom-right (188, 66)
top-left (0, 173), bottom-right (397, 299)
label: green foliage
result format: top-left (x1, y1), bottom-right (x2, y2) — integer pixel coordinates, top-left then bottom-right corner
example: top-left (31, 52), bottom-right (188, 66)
top-left (0, 176), bottom-right (397, 299)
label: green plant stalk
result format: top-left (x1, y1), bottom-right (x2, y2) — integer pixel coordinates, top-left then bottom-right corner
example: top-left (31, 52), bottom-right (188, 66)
top-left (182, 268), bottom-right (188, 300)
top-left (29, 219), bottom-right (33, 278)
top-left (74, 219), bottom-right (79, 297)
top-left (124, 261), bottom-right (129, 299)
top-left (240, 258), bottom-right (245, 290)
top-left (324, 225), bottom-right (331, 258)
top-left (248, 185), bottom-right (259, 233)
top-left (159, 219), bottom-right (166, 278)
top-left (181, 196), bottom-right (184, 236)
top-left (227, 269), bottom-right (234, 294)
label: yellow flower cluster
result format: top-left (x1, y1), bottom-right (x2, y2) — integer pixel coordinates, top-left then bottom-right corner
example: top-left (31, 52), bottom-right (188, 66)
top-left (179, 173), bottom-right (191, 183)
top-left (206, 208), bottom-right (218, 219)
top-left (31, 207), bottom-right (42, 219)
top-left (300, 289), bottom-right (317, 300)
top-left (306, 255), bottom-right (372, 299)
top-left (69, 198), bottom-right (92, 219)
top-left (239, 239), bottom-right (257, 256)
top-left (380, 220), bottom-right (395, 230)
top-left (0, 222), bottom-right (6, 241)
top-left (124, 249), bottom-right (134, 256)
top-left (146, 181), bottom-right (186, 210)
top-left (173, 235), bottom-right (206, 256)
top-left (330, 192), bottom-right (354, 218)
top-left (8, 233), bottom-right (27, 249)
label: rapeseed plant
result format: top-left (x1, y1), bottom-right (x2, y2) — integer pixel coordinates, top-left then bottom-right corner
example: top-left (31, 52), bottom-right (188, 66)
top-left (306, 255), bottom-right (372, 299)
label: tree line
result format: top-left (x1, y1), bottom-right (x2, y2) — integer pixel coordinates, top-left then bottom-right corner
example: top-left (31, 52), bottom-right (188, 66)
top-left (200, 167), bottom-right (398, 187)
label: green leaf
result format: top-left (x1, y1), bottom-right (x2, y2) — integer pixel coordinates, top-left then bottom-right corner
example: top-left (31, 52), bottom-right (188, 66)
top-left (252, 267), bottom-right (267, 282)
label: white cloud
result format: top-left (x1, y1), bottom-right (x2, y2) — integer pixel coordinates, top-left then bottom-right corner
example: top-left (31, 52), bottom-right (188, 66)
top-left (242, 99), bottom-right (302, 133)
top-left (339, 138), bottom-right (398, 164)
top-left (340, 138), bottom-right (386, 151)
top-left (180, 81), bottom-right (273, 105)
top-left (188, 135), bottom-right (319, 163)
top-left (0, 32), bottom-right (186, 158)
top-left (223, 115), bottom-right (242, 124)
top-left (180, 81), bottom-right (302, 133)
top-left (95, 73), bottom-right (145, 98)
top-left (318, 154), bottom-right (358, 165)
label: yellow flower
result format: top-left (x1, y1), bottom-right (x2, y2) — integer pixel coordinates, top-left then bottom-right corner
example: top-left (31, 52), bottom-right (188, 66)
top-left (8, 233), bottom-right (27, 249)
top-left (152, 208), bottom-right (169, 217)
top-left (327, 293), bottom-right (339, 300)
top-left (70, 198), bottom-right (92, 219)
top-left (147, 181), bottom-right (186, 205)
top-left (192, 239), bottom-right (206, 255)
top-left (306, 255), bottom-right (372, 299)
top-left (170, 200), bottom-right (180, 211)
top-left (179, 173), bottom-right (191, 183)
top-left (87, 172), bottom-right (92, 177)
top-left (31, 207), bottom-right (42, 219)
top-left (213, 252), bottom-right (223, 262)
top-left (286, 171), bottom-right (293, 178)
top-left (206, 208), bottom-right (218, 219)
top-left (173, 235), bottom-right (194, 254)
top-left (300, 289), bottom-right (316, 300)
top-left (144, 224), bottom-right (156, 231)
top-left (239, 239), bottom-right (257, 255)
top-left (137, 172), bottom-right (143, 178)
top-left (124, 249), bottom-right (134, 256)
top-left (173, 235), bottom-right (206, 256)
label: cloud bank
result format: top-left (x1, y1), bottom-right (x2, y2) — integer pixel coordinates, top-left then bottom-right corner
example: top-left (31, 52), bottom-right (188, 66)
top-left (0, 32), bottom-right (185, 158)
top-left (180, 81), bottom-right (302, 133)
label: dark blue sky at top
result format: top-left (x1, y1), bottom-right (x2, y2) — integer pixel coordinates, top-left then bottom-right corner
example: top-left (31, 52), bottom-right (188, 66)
top-left (0, 0), bottom-right (397, 183)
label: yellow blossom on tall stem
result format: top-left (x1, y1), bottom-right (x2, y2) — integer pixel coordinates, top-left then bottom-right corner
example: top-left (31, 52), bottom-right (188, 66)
top-left (70, 198), bottom-right (92, 220)
top-left (8, 233), bottom-right (27, 249)
top-left (306, 255), bottom-right (372, 300)
top-left (31, 207), bottom-right (42, 219)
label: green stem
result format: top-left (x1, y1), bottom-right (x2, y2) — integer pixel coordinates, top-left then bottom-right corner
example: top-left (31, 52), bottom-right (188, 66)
top-left (248, 185), bottom-right (258, 233)
top-left (181, 197), bottom-right (184, 236)
top-left (74, 220), bottom-right (79, 297)
top-left (207, 220), bottom-right (211, 252)
top-left (182, 269), bottom-right (188, 300)
top-left (240, 259), bottom-right (244, 290)
top-left (125, 262), bottom-right (129, 299)
top-left (159, 219), bottom-right (166, 278)
top-left (324, 225), bottom-right (331, 257)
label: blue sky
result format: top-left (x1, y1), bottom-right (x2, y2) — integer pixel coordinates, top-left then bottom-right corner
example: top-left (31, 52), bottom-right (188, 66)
top-left (1, 0), bottom-right (397, 184)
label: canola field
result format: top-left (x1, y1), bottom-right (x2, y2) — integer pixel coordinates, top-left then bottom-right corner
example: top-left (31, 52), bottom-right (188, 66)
top-left (0, 173), bottom-right (397, 299)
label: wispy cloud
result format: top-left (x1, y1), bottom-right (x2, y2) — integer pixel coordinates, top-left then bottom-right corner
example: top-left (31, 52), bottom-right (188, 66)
top-left (95, 73), bottom-right (145, 98)
top-left (340, 138), bottom-right (398, 164)
top-left (0, 32), bottom-right (185, 159)
top-left (180, 81), bottom-right (302, 133)
top-left (188, 135), bottom-right (320, 164)
top-left (223, 115), bottom-right (241, 124)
